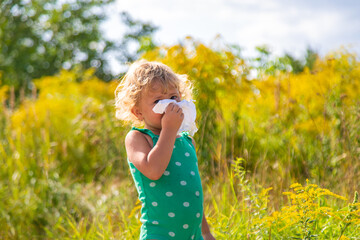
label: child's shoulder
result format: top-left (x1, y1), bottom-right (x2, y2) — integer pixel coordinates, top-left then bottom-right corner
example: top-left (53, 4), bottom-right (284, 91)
top-left (125, 129), bottom-right (153, 148)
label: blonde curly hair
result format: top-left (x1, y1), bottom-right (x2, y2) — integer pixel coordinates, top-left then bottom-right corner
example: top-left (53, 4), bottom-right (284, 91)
top-left (114, 60), bottom-right (193, 125)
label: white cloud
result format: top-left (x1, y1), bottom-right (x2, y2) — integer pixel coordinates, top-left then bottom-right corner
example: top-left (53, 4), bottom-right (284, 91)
top-left (107, 0), bottom-right (360, 61)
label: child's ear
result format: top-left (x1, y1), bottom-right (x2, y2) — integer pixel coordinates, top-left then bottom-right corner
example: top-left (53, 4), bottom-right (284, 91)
top-left (131, 106), bottom-right (143, 120)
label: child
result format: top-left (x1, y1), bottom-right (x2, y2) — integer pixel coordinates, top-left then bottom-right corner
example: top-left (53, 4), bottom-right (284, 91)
top-left (114, 60), bottom-right (216, 240)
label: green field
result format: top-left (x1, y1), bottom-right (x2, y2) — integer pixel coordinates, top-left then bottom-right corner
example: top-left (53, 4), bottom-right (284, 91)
top-left (1, 42), bottom-right (359, 239)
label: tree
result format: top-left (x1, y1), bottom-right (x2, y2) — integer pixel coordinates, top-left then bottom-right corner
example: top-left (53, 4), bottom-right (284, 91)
top-left (0, 0), bottom-right (158, 94)
top-left (105, 12), bottom-right (158, 79)
top-left (116, 12), bottom-right (158, 64)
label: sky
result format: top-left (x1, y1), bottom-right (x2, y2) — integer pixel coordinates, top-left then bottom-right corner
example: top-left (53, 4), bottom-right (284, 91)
top-left (102, 0), bottom-right (360, 73)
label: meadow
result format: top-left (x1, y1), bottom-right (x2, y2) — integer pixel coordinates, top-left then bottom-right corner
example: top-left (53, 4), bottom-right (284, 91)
top-left (0, 40), bottom-right (359, 239)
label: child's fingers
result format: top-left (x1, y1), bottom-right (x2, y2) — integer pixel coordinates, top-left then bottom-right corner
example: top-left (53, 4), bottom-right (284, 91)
top-left (174, 104), bottom-right (182, 113)
top-left (164, 103), bottom-right (175, 112)
top-left (165, 103), bottom-right (182, 113)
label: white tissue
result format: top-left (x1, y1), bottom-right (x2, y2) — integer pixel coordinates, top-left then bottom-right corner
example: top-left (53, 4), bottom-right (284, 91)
top-left (152, 99), bottom-right (198, 136)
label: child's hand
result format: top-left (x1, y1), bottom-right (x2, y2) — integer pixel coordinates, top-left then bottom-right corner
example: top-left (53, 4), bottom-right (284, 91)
top-left (161, 103), bottom-right (184, 132)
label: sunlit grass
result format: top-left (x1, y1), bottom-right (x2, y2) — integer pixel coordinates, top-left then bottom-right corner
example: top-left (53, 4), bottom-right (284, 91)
top-left (2, 161), bottom-right (358, 239)
top-left (0, 44), bottom-right (359, 238)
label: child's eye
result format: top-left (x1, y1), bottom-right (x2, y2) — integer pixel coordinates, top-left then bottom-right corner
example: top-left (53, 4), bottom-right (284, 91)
top-left (154, 99), bottom-right (160, 104)
top-left (170, 96), bottom-right (178, 100)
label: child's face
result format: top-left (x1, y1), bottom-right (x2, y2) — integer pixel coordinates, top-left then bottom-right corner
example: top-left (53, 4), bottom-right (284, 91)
top-left (132, 81), bottom-right (181, 134)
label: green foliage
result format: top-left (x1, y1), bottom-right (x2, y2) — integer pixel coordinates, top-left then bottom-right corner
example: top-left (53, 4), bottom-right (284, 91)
top-left (0, 0), bottom-right (114, 88)
top-left (251, 45), bottom-right (319, 76)
top-left (0, 69), bottom-right (130, 238)
top-left (0, 38), bottom-right (359, 238)
top-left (117, 12), bottom-right (158, 63)
top-left (7, 69), bottom-right (127, 182)
top-left (0, 1), bottom-right (158, 94)
top-left (141, 40), bottom-right (360, 193)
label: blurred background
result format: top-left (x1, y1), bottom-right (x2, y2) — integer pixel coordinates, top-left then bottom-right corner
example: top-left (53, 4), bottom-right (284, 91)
top-left (105, 0), bottom-right (360, 74)
top-left (0, 0), bottom-right (359, 239)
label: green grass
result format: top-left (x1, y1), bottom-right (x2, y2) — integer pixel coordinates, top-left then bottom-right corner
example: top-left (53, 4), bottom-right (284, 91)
top-left (1, 48), bottom-right (360, 239)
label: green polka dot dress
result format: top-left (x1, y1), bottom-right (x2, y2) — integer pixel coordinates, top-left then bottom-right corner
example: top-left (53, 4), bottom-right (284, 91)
top-left (128, 127), bottom-right (204, 240)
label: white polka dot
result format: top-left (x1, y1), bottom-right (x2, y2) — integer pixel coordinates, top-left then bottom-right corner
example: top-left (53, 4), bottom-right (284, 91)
top-left (165, 192), bottom-right (173, 197)
top-left (190, 171), bottom-right (195, 176)
top-left (173, 145), bottom-right (176, 149)
top-left (164, 171), bottom-right (170, 176)
top-left (185, 152), bottom-right (190, 157)
top-left (138, 186), bottom-right (142, 191)
top-left (196, 213), bottom-right (201, 218)
top-left (131, 168), bottom-right (136, 173)
top-left (183, 224), bottom-right (189, 229)
top-left (149, 182), bottom-right (156, 187)
top-left (180, 181), bottom-right (187, 186)
top-left (169, 232), bottom-right (175, 237)
top-left (152, 221), bottom-right (159, 225)
top-left (168, 212), bottom-right (175, 217)
top-left (175, 162), bottom-right (181, 166)
top-left (183, 202), bottom-right (190, 207)
top-left (195, 191), bottom-right (200, 196)
top-left (152, 202), bottom-right (158, 207)
top-left (189, 144), bottom-right (192, 147)
top-left (191, 235), bottom-right (195, 239)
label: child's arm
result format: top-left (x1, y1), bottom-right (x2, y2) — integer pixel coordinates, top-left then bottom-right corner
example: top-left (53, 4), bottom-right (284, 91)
top-left (188, 138), bottom-right (216, 239)
top-left (125, 103), bottom-right (184, 180)
top-left (190, 138), bottom-right (216, 239)
top-left (202, 213), bottom-right (216, 240)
